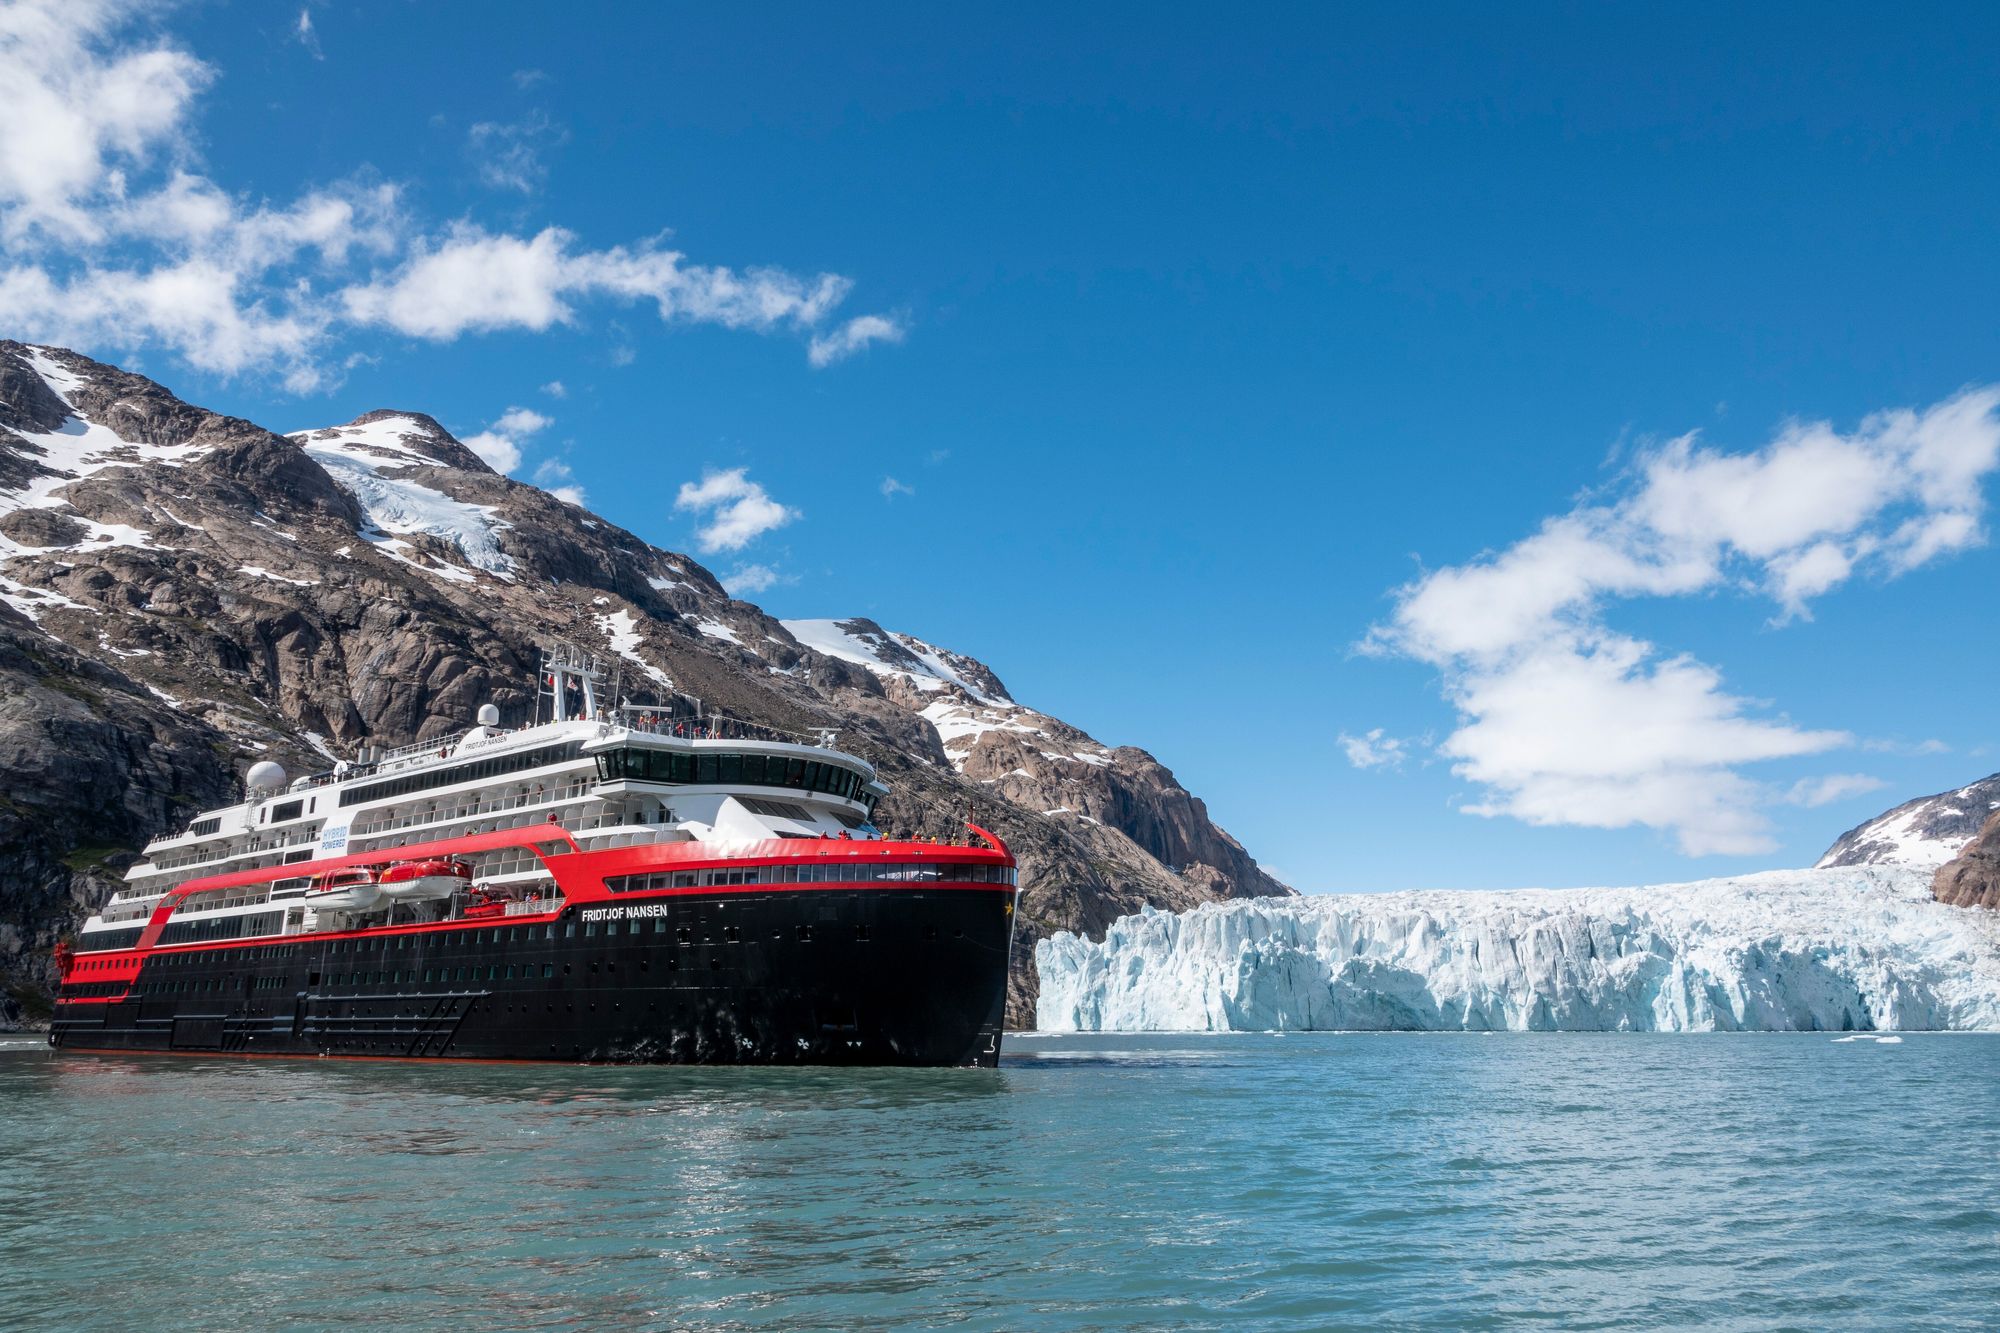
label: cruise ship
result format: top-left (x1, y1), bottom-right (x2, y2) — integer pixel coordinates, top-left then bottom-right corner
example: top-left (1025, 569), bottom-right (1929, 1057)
top-left (48, 648), bottom-right (1019, 1066)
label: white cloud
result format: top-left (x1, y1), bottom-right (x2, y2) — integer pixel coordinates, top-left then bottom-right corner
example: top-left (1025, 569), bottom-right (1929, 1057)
top-left (293, 9), bottom-right (321, 60)
top-left (532, 455), bottom-right (585, 507)
top-left (540, 379), bottom-right (566, 398)
top-left (511, 68), bottom-right (547, 90)
top-left (0, 0), bottom-right (213, 243)
top-left (467, 112), bottom-right (565, 194)
top-left (339, 225), bottom-right (874, 353)
top-left (0, 4), bottom-right (906, 386)
top-left (494, 405), bottom-right (551, 436)
top-left (460, 404), bottom-right (553, 474)
top-left (722, 563), bottom-right (787, 595)
top-left (1784, 774), bottom-right (1888, 808)
top-left (808, 313), bottom-right (905, 368)
top-left (1339, 728), bottom-right (1408, 771)
top-left (880, 476), bottom-right (914, 500)
top-left (674, 467), bottom-right (797, 553)
top-left (459, 431), bottom-right (520, 473)
top-left (1370, 388), bottom-right (2000, 855)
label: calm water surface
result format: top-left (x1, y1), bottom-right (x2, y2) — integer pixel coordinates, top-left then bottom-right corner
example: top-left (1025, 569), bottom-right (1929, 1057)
top-left (1, 1032), bottom-right (1995, 1330)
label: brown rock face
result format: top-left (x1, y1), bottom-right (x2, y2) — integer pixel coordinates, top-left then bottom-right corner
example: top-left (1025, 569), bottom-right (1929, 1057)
top-left (1934, 809), bottom-right (2000, 910)
top-left (0, 342), bottom-right (1289, 1030)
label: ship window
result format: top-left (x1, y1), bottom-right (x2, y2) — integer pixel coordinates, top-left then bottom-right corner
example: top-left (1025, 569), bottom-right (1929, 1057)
top-left (542, 963), bottom-right (554, 978)
top-left (271, 799), bottom-right (303, 823)
top-left (739, 754), bottom-right (767, 785)
top-left (696, 754), bottom-right (719, 784)
top-left (718, 754), bottom-right (742, 784)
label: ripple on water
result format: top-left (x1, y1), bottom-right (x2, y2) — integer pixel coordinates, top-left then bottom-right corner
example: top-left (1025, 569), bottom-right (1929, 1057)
top-left (1, 1034), bottom-right (1997, 1330)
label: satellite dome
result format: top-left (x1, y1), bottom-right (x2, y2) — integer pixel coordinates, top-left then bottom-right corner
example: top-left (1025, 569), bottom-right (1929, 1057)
top-left (477, 703), bottom-right (500, 726)
top-left (246, 760), bottom-right (288, 793)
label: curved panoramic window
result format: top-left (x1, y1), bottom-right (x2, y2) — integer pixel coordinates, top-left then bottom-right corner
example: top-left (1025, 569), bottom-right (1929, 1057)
top-left (595, 748), bottom-right (866, 802)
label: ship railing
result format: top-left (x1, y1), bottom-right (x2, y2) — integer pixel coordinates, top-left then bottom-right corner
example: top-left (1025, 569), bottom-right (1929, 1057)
top-left (350, 780), bottom-right (593, 837)
top-left (150, 828), bottom-right (320, 872)
top-left (615, 704), bottom-right (836, 750)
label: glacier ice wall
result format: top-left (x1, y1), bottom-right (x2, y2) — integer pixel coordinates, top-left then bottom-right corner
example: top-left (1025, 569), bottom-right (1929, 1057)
top-left (1034, 867), bottom-right (2000, 1032)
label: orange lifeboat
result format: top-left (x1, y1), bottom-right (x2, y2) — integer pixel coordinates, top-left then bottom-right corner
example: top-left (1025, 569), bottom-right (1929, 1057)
top-left (379, 856), bottom-right (472, 902)
top-left (303, 865), bottom-right (384, 913)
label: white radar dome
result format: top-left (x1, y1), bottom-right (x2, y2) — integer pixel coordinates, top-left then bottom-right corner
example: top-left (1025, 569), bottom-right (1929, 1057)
top-left (477, 703), bottom-right (500, 726)
top-left (246, 760), bottom-right (288, 793)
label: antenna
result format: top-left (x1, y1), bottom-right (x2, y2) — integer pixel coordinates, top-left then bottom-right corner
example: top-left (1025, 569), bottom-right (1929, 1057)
top-left (537, 642), bottom-right (612, 723)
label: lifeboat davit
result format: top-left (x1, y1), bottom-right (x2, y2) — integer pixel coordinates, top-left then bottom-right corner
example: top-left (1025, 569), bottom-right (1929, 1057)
top-left (302, 866), bottom-right (383, 913)
top-left (379, 856), bottom-right (472, 902)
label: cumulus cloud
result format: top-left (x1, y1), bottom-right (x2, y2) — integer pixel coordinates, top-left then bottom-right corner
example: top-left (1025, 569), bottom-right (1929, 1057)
top-left (0, 3), bottom-right (905, 387)
top-left (340, 225), bottom-right (857, 345)
top-left (808, 313), bottom-right (905, 368)
top-left (1339, 728), bottom-right (1408, 771)
top-left (460, 404), bottom-right (553, 474)
top-left (531, 455), bottom-right (585, 506)
top-left (674, 467), bottom-right (797, 553)
top-left (722, 563), bottom-right (787, 595)
top-left (539, 379), bottom-right (566, 398)
top-left (1368, 389), bottom-right (2000, 855)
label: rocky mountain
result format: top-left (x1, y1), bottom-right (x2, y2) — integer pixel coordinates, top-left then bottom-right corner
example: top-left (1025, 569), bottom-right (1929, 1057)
top-left (1814, 774), bottom-right (2000, 870)
top-left (0, 341), bottom-right (1288, 1030)
top-left (1934, 809), bottom-right (2000, 910)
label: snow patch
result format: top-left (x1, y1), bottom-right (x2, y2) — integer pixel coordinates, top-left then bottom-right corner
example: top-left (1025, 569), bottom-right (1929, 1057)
top-left (239, 565), bottom-right (317, 587)
top-left (1036, 867), bottom-right (2000, 1033)
top-left (1, 352), bottom-right (216, 550)
top-left (695, 619), bottom-right (743, 646)
top-left (596, 609), bottom-right (674, 688)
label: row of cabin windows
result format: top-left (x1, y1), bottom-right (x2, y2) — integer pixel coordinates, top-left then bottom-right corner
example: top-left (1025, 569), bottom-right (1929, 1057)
top-left (595, 748), bottom-right (874, 808)
top-left (339, 742), bottom-right (584, 809)
top-left (76, 927), bottom-right (145, 953)
top-left (335, 963), bottom-right (559, 986)
top-left (607, 861), bottom-right (1018, 893)
top-left (131, 975), bottom-right (283, 995)
top-left (156, 911), bottom-right (286, 946)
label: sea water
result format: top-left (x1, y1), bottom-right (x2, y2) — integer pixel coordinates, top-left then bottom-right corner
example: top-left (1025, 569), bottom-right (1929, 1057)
top-left (1, 1032), bottom-right (1995, 1330)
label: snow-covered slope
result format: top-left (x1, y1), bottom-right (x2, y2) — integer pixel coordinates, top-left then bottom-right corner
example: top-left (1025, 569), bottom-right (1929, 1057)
top-left (289, 413), bottom-right (517, 581)
top-left (780, 616), bottom-right (1111, 767)
top-left (1035, 867), bottom-right (2000, 1032)
top-left (1816, 774), bottom-right (2000, 869)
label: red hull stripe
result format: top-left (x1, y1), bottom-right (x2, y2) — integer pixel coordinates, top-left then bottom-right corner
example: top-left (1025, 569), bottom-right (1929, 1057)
top-left (61, 878), bottom-right (1014, 981)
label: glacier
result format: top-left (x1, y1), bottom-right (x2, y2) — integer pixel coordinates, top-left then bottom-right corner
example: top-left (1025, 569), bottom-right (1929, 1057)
top-left (1034, 867), bottom-right (2000, 1033)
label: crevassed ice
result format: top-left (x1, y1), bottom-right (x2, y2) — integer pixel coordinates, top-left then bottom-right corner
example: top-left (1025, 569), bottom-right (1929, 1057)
top-left (1034, 867), bottom-right (2000, 1033)
top-left (303, 448), bottom-right (516, 579)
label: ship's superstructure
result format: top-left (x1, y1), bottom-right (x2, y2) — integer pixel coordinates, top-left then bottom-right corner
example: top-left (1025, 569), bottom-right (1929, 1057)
top-left (50, 650), bottom-right (1018, 1066)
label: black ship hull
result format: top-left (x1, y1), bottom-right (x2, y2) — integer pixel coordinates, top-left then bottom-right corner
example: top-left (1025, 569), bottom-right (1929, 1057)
top-left (51, 886), bottom-right (1015, 1068)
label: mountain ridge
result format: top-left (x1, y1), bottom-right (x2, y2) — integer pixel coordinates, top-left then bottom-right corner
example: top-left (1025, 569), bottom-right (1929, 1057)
top-left (0, 341), bottom-right (1289, 1029)
top-left (1815, 773), bottom-right (2000, 870)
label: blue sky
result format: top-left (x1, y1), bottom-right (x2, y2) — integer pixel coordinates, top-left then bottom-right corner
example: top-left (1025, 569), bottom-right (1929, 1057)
top-left (5, 2), bottom-right (1999, 890)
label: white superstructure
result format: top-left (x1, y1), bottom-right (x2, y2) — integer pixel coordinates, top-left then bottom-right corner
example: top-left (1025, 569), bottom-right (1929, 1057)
top-left (79, 652), bottom-right (887, 951)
